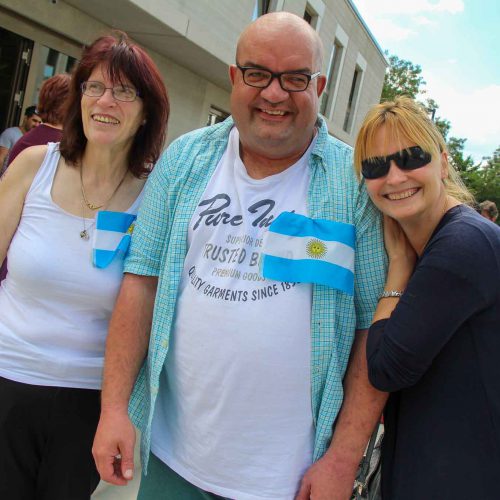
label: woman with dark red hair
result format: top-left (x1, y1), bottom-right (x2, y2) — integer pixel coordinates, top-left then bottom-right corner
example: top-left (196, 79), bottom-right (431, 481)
top-left (0, 32), bottom-right (169, 499)
top-left (7, 73), bottom-right (71, 166)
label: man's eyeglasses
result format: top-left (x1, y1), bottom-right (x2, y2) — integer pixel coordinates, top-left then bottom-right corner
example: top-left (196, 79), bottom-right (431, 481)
top-left (361, 146), bottom-right (432, 179)
top-left (81, 81), bottom-right (141, 102)
top-left (236, 64), bottom-right (320, 92)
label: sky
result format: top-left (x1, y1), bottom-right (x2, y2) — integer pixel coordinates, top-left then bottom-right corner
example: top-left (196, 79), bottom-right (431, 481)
top-left (352, 0), bottom-right (500, 163)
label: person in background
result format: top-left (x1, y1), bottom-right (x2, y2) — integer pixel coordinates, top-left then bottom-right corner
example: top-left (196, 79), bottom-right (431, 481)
top-left (0, 105), bottom-right (41, 173)
top-left (93, 12), bottom-right (387, 500)
top-left (354, 96), bottom-right (500, 500)
top-left (0, 31), bottom-right (169, 500)
top-left (479, 199), bottom-right (498, 223)
top-left (0, 74), bottom-right (72, 284)
top-left (7, 74), bottom-right (71, 167)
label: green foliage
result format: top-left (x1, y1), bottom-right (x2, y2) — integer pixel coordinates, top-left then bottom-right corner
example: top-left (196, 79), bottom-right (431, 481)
top-left (447, 137), bottom-right (476, 173)
top-left (381, 52), bottom-right (498, 213)
top-left (446, 140), bottom-right (500, 216)
top-left (423, 98), bottom-right (439, 123)
top-left (381, 52), bottom-right (426, 101)
top-left (434, 118), bottom-right (451, 142)
top-left (462, 146), bottom-right (500, 212)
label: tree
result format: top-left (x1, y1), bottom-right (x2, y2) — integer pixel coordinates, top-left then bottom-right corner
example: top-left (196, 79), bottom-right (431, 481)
top-left (447, 136), bottom-right (476, 173)
top-left (464, 146), bottom-right (500, 211)
top-left (423, 98), bottom-right (440, 123)
top-left (434, 118), bottom-right (451, 142)
top-left (381, 52), bottom-right (426, 101)
top-left (381, 53), bottom-right (498, 210)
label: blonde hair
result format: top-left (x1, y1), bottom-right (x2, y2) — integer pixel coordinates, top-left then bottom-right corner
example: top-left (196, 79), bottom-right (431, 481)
top-left (354, 97), bottom-right (475, 205)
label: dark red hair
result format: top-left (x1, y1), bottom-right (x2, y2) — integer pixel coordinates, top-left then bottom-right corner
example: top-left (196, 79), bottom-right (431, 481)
top-left (37, 74), bottom-right (71, 125)
top-left (59, 31), bottom-right (169, 177)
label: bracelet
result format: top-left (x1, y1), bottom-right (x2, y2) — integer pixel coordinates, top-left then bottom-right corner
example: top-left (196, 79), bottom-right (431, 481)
top-left (379, 290), bottom-right (404, 300)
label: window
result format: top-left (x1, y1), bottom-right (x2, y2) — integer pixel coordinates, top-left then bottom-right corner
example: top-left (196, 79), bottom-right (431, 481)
top-left (303, 9), bottom-right (313, 25)
top-left (42, 48), bottom-right (76, 78)
top-left (343, 54), bottom-right (366, 134)
top-left (303, 0), bottom-right (325, 30)
top-left (31, 45), bottom-right (77, 110)
top-left (343, 68), bottom-right (361, 133)
top-left (207, 106), bottom-right (229, 126)
top-left (253, 0), bottom-right (283, 18)
top-left (255, 0), bottom-right (271, 17)
top-left (320, 40), bottom-right (344, 118)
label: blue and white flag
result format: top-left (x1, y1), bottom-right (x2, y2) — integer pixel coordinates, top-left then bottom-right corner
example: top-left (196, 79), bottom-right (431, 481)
top-left (261, 212), bottom-right (356, 295)
top-left (92, 211), bottom-right (137, 269)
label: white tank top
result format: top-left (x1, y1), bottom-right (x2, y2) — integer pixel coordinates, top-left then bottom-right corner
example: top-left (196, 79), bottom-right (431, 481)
top-left (0, 143), bottom-right (143, 389)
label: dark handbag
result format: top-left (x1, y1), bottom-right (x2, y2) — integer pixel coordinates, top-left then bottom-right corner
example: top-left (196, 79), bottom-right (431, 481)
top-left (352, 424), bottom-right (383, 500)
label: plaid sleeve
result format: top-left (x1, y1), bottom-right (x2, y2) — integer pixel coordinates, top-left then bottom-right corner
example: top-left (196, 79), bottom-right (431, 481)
top-left (124, 144), bottom-right (176, 276)
top-left (353, 181), bottom-right (387, 329)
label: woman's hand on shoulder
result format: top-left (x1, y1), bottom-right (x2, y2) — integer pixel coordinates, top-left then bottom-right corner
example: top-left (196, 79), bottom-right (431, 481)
top-left (372, 216), bottom-right (417, 322)
top-left (383, 215), bottom-right (417, 282)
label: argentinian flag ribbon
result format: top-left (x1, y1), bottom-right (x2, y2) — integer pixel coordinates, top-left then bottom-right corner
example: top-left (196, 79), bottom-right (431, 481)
top-left (261, 212), bottom-right (356, 295)
top-left (92, 211), bottom-right (137, 269)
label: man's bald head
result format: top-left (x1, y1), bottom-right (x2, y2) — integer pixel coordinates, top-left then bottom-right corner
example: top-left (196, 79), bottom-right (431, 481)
top-left (229, 11), bottom-right (327, 171)
top-left (236, 12), bottom-right (324, 71)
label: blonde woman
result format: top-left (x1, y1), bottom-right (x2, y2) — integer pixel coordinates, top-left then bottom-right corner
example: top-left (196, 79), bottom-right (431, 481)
top-left (354, 97), bottom-right (500, 500)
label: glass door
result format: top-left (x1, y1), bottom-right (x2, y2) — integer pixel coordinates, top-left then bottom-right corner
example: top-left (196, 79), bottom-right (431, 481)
top-left (0, 26), bottom-right (33, 130)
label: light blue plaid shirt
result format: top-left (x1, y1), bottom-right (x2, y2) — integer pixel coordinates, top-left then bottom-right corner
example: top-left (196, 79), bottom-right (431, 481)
top-left (125, 116), bottom-right (386, 471)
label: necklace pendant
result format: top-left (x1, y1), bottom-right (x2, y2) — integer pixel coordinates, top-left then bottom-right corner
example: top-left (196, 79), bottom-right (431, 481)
top-left (86, 202), bottom-right (103, 211)
top-left (80, 229), bottom-right (89, 240)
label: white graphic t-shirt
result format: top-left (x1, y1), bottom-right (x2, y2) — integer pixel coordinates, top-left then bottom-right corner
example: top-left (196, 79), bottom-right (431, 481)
top-left (151, 128), bottom-right (315, 500)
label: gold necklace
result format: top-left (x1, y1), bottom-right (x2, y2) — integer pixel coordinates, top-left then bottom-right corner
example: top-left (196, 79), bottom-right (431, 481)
top-left (79, 164), bottom-right (128, 240)
top-left (80, 203), bottom-right (97, 240)
top-left (80, 163), bottom-right (128, 211)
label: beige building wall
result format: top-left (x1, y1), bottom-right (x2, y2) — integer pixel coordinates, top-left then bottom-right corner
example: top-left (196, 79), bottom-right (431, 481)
top-left (0, 0), bottom-right (233, 144)
top-left (267, 0), bottom-right (387, 143)
top-left (1, 0), bottom-right (385, 148)
top-left (319, 0), bottom-right (386, 143)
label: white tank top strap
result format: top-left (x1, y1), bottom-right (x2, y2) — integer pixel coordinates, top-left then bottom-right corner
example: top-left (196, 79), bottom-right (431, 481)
top-left (26, 142), bottom-right (61, 199)
top-left (127, 182), bottom-right (145, 213)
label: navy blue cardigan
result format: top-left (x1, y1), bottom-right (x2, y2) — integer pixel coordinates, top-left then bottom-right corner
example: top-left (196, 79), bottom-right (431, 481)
top-left (367, 205), bottom-right (500, 500)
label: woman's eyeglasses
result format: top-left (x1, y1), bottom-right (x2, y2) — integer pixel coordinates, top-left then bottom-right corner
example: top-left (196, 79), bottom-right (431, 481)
top-left (81, 81), bottom-right (141, 102)
top-left (361, 146), bottom-right (432, 179)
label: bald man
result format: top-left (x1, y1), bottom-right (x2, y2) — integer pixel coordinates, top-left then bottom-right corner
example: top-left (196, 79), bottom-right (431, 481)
top-left (93, 13), bottom-right (387, 500)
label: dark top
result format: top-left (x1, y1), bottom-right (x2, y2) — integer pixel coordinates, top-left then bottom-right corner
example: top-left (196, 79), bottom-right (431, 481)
top-left (7, 124), bottom-right (62, 166)
top-left (367, 205), bottom-right (500, 500)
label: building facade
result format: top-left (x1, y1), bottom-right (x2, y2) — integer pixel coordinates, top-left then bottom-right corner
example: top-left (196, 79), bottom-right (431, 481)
top-left (0, 0), bottom-right (386, 147)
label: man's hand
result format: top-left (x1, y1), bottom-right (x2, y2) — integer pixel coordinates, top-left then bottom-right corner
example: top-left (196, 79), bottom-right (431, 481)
top-left (92, 274), bottom-right (156, 485)
top-left (92, 408), bottom-right (136, 486)
top-left (296, 453), bottom-right (357, 500)
top-left (296, 330), bottom-right (387, 499)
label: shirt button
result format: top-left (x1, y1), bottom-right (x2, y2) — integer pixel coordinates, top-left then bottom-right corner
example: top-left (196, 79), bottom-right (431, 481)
top-left (161, 340), bottom-right (168, 348)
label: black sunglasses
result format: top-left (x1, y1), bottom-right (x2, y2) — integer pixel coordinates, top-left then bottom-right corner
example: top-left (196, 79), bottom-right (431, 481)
top-left (361, 146), bottom-right (432, 179)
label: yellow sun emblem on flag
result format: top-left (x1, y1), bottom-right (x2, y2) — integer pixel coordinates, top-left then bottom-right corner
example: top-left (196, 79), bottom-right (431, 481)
top-left (306, 238), bottom-right (327, 259)
top-left (127, 223), bottom-right (135, 235)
